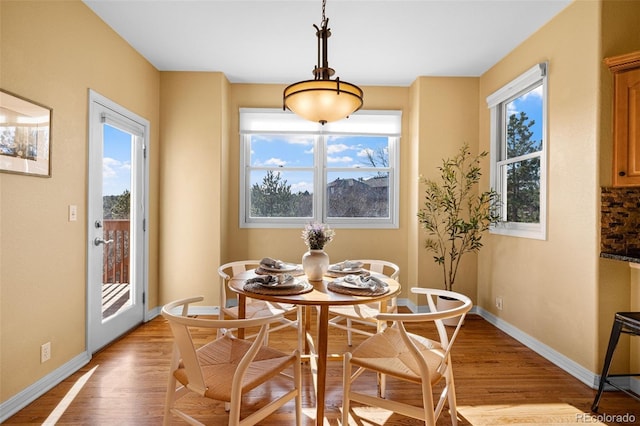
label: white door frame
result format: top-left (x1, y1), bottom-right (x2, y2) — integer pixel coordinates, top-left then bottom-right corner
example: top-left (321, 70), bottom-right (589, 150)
top-left (86, 89), bottom-right (149, 354)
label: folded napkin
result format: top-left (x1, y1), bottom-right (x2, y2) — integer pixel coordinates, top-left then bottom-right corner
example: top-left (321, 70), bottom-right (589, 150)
top-left (333, 274), bottom-right (387, 289)
top-left (260, 257), bottom-right (286, 269)
top-left (331, 260), bottom-right (364, 271)
top-left (246, 274), bottom-right (294, 287)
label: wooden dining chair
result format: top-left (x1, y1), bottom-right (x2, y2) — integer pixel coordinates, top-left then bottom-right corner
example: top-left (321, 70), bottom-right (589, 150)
top-left (218, 260), bottom-right (303, 350)
top-left (327, 259), bottom-right (400, 346)
top-left (342, 288), bottom-right (472, 426)
top-left (162, 296), bottom-right (302, 426)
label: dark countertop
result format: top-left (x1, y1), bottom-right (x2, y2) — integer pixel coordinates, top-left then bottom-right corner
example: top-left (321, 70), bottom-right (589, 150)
top-left (601, 251), bottom-right (640, 264)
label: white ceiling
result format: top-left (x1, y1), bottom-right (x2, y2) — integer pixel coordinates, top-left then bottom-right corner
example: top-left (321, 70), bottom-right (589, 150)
top-left (83, 0), bottom-right (571, 87)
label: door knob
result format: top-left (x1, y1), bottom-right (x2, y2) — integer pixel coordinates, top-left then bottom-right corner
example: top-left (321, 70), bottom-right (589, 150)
top-left (94, 237), bottom-right (114, 246)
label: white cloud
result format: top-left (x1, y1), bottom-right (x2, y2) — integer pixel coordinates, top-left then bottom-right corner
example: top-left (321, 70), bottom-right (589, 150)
top-left (521, 85), bottom-right (543, 100)
top-left (327, 143), bottom-right (349, 154)
top-left (291, 180), bottom-right (313, 193)
top-left (264, 157), bottom-right (286, 166)
top-left (508, 85), bottom-right (543, 116)
top-left (357, 148), bottom-right (374, 158)
top-left (327, 155), bottom-right (353, 163)
top-left (103, 157), bottom-right (121, 178)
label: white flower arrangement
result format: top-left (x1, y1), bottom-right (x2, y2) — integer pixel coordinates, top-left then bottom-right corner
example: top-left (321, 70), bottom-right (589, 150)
top-left (302, 222), bottom-right (335, 250)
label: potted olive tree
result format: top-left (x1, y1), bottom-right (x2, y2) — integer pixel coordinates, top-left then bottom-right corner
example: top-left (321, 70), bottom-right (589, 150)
top-left (417, 144), bottom-right (500, 321)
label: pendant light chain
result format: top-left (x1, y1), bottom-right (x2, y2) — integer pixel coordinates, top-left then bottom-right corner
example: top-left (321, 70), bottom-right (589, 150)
top-left (283, 0), bottom-right (363, 124)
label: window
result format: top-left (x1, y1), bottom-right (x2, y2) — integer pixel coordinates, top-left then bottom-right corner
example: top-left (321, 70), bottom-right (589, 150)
top-left (239, 109), bottom-right (401, 228)
top-left (486, 63), bottom-right (547, 239)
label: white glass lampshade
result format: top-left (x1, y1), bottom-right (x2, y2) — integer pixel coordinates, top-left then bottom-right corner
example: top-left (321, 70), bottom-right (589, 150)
top-left (283, 79), bottom-right (363, 124)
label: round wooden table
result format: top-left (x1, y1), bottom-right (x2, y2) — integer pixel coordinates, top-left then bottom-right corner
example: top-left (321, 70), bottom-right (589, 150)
top-left (228, 269), bottom-right (401, 425)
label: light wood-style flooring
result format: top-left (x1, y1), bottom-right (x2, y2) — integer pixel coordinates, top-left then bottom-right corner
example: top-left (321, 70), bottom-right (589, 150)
top-left (5, 312), bottom-right (640, 425)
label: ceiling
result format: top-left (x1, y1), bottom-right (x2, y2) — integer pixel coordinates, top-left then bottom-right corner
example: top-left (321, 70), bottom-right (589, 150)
top-left (83, 0), bottom-right (572, 87)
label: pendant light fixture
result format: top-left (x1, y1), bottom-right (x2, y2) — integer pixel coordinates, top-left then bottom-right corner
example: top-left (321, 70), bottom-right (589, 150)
top-left (283, 0), bottom-right (363, 125)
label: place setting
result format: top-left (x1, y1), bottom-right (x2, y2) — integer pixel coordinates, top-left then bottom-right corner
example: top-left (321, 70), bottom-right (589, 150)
top-left (325, 260), bottom-right (369, 277)
top-left (327, 274), bottom-right (390, 296)
top-left (255, 257), bottom-right (304, 276)
top-left (244, 258), bottom-right (313, 295)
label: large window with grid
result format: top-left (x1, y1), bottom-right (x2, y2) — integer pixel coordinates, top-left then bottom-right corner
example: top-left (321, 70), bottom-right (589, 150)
top-left (239, 109), bottom-right (401, 228)
top-left (487, 63), bottom-right (548, 240)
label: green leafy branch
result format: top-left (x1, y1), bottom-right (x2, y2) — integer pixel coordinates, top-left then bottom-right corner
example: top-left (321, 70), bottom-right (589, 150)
top-left (417, 144), bottom-right (501, 291)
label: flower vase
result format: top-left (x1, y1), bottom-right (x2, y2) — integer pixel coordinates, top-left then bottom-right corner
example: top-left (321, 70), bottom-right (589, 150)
top-left (302, 249), bottom-right (330, 281)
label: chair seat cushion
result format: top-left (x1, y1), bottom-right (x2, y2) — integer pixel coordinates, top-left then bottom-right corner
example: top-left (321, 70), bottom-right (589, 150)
top-left (350, 327), bottom-right (445, 385)
top-left (173, 334), bottom-right (296, 401)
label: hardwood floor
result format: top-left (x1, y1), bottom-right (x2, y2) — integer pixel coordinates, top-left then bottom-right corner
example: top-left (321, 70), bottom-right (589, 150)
top-left (5, 312), bottom-right (640, 425)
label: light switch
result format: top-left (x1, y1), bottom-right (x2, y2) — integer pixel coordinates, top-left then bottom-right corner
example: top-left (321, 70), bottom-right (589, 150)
top-left (69, 205), bottom-right (77, 222)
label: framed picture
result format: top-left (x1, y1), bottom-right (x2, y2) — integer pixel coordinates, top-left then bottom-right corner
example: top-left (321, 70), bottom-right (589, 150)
top-left (0, 89), bottom-right (52, 177)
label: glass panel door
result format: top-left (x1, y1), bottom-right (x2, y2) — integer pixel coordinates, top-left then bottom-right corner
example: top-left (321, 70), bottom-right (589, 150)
top-left (101, 124), bottom-right (132, 320)
top-left (87, 91), bottom-right (147, 354)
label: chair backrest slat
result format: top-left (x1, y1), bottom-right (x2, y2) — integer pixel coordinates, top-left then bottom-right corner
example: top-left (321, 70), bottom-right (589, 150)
top-left (166, 320), bottom-right (208, 394)
top-left (218, 260), bottom-right (261, 308)
top-left (354, 259), bottom-right (400, 280)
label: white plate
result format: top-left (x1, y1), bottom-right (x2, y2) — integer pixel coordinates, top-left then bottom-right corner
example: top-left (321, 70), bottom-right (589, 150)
top-left (259, 263), bottom-right (298, 272)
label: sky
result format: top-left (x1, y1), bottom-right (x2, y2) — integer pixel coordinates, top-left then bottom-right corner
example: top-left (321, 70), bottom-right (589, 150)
top-left (249, 134), bottom-right (390, 194)
top-left (506, 84), bottom-right (544, 149)
top-left (102, 124), bottom-right (132, 196)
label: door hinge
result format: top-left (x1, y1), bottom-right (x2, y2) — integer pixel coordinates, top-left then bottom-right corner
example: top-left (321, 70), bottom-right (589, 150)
top-left (142, 292), bottom-right (146, 304)
top-left (143, 218), bottom-right (146, 232)
top-left (143, 145), bottom-right (147, 159)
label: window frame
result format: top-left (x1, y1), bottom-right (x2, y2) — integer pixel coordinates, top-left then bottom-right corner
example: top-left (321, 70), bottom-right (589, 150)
top-left (486, 62), bottom-right (548, 240)
top-left (239, 108), bottom-right (401, 229)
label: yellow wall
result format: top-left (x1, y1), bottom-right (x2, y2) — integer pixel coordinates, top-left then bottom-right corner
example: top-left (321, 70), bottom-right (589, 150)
top-left (0, 0), bottom-right (160, 400)
top-left (158, 72), bottom-right (228, 305)
top-left (413, 77), bottom-right (481, 302)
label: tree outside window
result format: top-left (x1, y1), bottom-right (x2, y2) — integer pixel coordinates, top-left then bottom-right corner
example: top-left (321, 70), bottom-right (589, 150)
top-left (240, 109), bottom-right (400, 228)
top-left (488, 62), bottom-right (547, 240)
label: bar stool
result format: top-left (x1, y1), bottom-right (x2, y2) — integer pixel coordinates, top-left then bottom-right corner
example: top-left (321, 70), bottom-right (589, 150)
top-left (592, 312), bottom-right (640, 412)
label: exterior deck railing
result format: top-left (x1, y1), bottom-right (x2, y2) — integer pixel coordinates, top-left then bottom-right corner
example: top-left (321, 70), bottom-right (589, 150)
top-left (103, 219), bottom-right (129, 284)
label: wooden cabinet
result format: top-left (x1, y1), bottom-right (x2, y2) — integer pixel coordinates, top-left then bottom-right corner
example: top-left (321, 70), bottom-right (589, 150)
top-left (605, 51), bottom-right (640, 187)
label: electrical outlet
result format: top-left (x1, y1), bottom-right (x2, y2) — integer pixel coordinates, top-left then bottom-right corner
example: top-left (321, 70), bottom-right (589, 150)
top-left (41, 342), bottom-right (51, 363)
top-left (496, 297), bottom-right (503, 311)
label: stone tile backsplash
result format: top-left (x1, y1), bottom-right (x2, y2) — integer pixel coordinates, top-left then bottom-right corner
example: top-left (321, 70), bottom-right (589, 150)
top-left (601, 187), bottom-right (640, 254)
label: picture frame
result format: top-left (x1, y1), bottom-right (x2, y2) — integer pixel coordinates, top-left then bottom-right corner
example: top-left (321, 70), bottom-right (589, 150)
top-left (0, 89), bottom-right (52, 177)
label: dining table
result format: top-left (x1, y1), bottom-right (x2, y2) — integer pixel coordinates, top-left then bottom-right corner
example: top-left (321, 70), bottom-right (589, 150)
top-left (227, 265), bottom-right (401, 425)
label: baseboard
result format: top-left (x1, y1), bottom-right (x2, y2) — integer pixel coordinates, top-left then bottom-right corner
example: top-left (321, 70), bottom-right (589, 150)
top-left (397, 299), bottom-right (635, 392)
top-left (0, 351), bottom-right (91, 423)
top-left (474, 306), bottom-right (636, 391)
top-left (146, 305), bottom-right (161, 320)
